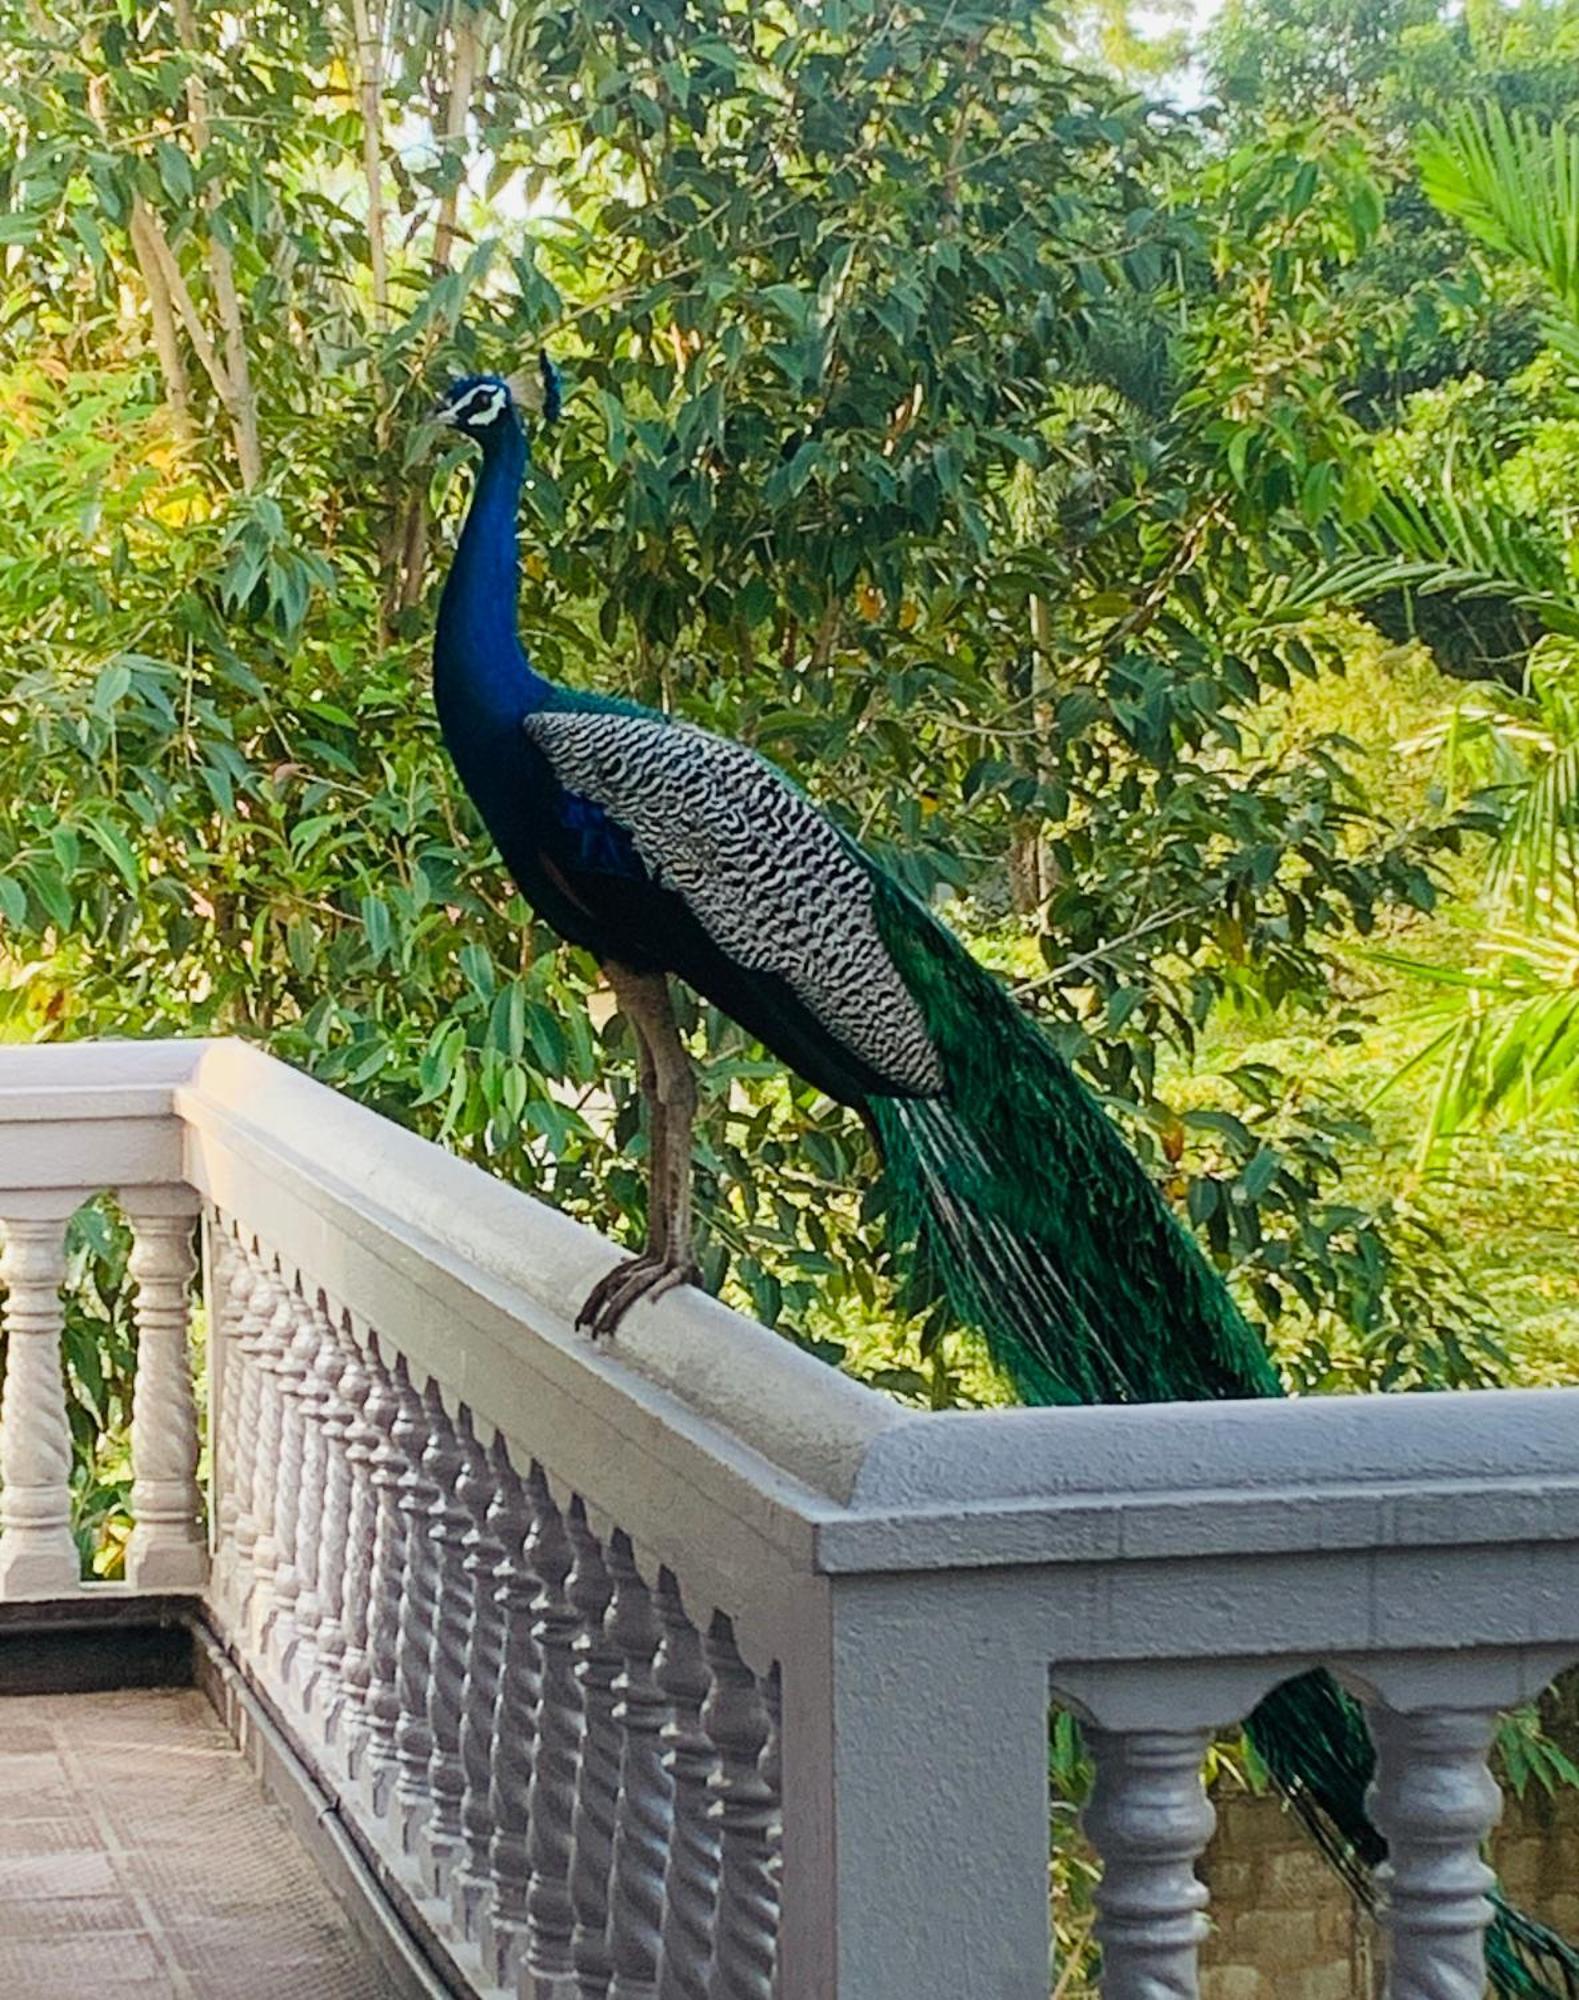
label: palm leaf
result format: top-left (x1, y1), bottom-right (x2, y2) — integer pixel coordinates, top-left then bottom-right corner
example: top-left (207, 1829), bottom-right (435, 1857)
top-left (1374, 913), bottom-right (1579, 1156)
top-left (1272, 443), bottom-right (1578, 639)
top-left (1418, 104), bottom-right (1579, 360)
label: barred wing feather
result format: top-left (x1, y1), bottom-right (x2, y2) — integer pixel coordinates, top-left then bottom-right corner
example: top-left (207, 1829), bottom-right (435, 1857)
top-left (523, 709), bottom-right (943, 1097)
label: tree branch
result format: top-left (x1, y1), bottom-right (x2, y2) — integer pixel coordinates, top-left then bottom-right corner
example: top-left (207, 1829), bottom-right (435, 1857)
top-left (126, 197), bottom-right (193, 438)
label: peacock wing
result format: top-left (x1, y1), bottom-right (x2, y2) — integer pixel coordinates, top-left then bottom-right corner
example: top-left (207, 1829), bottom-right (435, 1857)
top-left (523, 709), bottom-right (943, 1096)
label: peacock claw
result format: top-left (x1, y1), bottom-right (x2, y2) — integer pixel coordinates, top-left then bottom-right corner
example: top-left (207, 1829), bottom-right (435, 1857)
top-left (576, 1251), bottom-right (702, 1341)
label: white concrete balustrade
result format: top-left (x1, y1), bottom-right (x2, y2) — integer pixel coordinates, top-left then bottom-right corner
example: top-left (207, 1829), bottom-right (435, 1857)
top-left (3, 1039), bottom-right (1579, 2000)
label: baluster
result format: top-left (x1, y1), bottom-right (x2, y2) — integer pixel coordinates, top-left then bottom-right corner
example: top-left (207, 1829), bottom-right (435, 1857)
top-left (246, 1266), bottom-right (292, 1647)
top-left (209, 1225), bottom-right (256, 1617)
top-left (569, 1500), bottom-right (620, 2000)
top-left (303, 1303), bottom-right (351, 1720)
top-left (362, 1345), bottom-right (411, 1814)
top-left (0, 1201), bottom-right (80, 1596)
top-left (1367, 1703), bottom-right (1502, 2000)
top-left (268, 1284), bottom-right (318, 1681)
top-left (123, 1198), bottom-right (205, 1590)
top-left (447, 1416), bottom-right (503, 1928)
top-left (1081, 1726), bottom-right (1216, 2000)
top-left (656, 1572), bottom-right (719, 2000)
top-left (761, 1660), bottom-right (783, 2000)
top-left (229, 1244), bottom-right (272, 1612)
top-left (525, 1472), bottom-right (580, 1990)
top-left (421, 1390), bottom-right (472, 1893)
top-left (392, 1372), bottom-right (442, 1856)
top-left (333, 1323), bottom-right (380, 1770)
top-left (479, 1450), bottom-right (539, 1982)
top-left (703, 1615), bottom-right (777, 2000)
top-left (607, 1534), bottom-right (671, 2000)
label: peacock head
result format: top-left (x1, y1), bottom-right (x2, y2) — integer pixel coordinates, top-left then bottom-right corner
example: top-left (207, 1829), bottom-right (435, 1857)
top-left (432, 373), bottom-right (518, 443)
top-left (431, 355), bottom-right (561, 447)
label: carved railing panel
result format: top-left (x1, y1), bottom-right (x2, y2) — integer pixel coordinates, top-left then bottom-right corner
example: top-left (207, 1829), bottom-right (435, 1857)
top-left (194, 1207), bottom-right (784, 2000)
top-left (6, 1044), bottom-right (1579, 2000)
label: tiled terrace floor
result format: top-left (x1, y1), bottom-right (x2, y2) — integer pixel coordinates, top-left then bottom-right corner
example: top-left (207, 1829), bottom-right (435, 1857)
top-left (0, 1687), bottom-right (382, 1998)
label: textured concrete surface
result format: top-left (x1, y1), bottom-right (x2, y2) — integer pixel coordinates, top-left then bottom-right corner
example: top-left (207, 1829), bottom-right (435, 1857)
top-left (0, 1688), bottom-right (384, 1997)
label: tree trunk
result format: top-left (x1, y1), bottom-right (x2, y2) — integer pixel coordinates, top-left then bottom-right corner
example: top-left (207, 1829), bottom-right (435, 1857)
top-left (348, 0), bottom-right (389, 318)
top-left (388, 4), bottom-right (481, 619)
top-left (171, 0), bottom-right (263, 489)
top-left (431, 9), bottom-right (479, 275)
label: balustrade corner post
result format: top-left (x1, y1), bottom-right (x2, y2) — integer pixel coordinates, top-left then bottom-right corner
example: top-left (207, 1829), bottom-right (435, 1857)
top-left (1365, 1699), bottom-right (1503, 2000)
top-left (0, 1194), bottom-right (84, 1598)
top-left (776, 1574), bottom-right (1051, 2000)
top-left (123, 1191), bottom-right (206, 1592)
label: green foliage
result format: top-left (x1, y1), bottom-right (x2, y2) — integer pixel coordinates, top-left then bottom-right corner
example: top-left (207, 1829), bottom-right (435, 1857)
top-left (0, 0), bottom-right (1499, 1421)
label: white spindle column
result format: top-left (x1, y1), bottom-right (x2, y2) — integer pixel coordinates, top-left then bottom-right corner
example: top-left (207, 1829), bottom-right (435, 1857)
top-left (246, 1267), bottom-right (292, 1645)
top-left (229, 1244), bottom-right (271, 1611)
top-left (526, 1471), bottom-right (581, 1992)
top-left (280, 1297), bottom-right (331, 1689)
top-left (1367, 1703), bottom-right (1502, 2000)
top-left (703, 1613), bottom-right (778, 2000)
top-left (301, 1303), bottom-right (349, 1717)
top-left (761, 1660), bottom-right (783, 1992)
top-left (454, 1429), bottom-right (513, 1947)
top-left (656, 1571), bottom-right (720, 2000)
top-left (420, 1389), bottom-right (471, 1894)
top-left (1081, 1726), bottom-right (1216, 2000)
top-left (392, 1370), bottom-right (441, 1856)
top-left (0, 1198), bottom-right (81, 1597)
top-left (209, 1224), bottom-right (256, 1617)
top-left (480, 1450), bottom-right (539, 1983)
top-left (331, 1322), bottom-right (377, 1765)
top-left (123, 1195), bottom-right (205, 1590)
top-left (569, 1497), bottom-right (620, 2000)
top-left (607, 1532), bottom-right (672, 2000)
top-left (263, 1283), bottom-right (313, 1677)
top-left (363, 1344), bottom-right (411, 1813)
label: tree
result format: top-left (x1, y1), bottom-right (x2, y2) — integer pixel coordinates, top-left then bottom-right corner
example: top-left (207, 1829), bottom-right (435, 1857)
top-left (0, 0), bottom-right (1506, 1434)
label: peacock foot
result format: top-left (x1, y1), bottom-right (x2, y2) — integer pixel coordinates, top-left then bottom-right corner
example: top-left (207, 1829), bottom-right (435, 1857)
top-left (576, 1251), bottom-right (702, 1341)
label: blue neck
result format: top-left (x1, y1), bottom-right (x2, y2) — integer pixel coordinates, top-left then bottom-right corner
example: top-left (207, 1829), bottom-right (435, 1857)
top-left (434, 412), bottom-right (551, 742)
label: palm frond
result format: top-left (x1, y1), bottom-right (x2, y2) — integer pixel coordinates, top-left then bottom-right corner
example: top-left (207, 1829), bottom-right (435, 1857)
top-left (1375, 913), bottom-right (1579, 1156)
top-left (1418, 104), bottom-right (1579, 359)
top-left (1272, 444), bottom-right (1577, 638)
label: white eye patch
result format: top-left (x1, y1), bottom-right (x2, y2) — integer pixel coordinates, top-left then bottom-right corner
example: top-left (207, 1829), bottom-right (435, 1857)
top-left (448, 382), bottom-right (507, 427)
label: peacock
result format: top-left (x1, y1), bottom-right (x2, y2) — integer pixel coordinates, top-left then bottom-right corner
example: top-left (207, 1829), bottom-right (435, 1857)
top-left (428, 363), bottom-right (1579, 1998)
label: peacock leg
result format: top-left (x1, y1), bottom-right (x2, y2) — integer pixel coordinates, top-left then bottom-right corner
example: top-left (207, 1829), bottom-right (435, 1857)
top-left (576, 965), bottom-right (700, 1339)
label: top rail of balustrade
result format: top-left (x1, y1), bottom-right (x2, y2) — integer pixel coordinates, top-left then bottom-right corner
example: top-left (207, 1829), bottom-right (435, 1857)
top-left (6, 1037), bottom-right (1579, 1606)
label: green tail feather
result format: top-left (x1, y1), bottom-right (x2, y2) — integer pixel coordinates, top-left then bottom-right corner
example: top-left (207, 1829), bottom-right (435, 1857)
top-left (867, 869), bottom-right (1579, 2000)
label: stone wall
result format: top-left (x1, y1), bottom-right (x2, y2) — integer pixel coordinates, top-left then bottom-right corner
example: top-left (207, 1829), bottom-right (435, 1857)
top-left (1199, 1770), bottom-right (1579, 1999)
